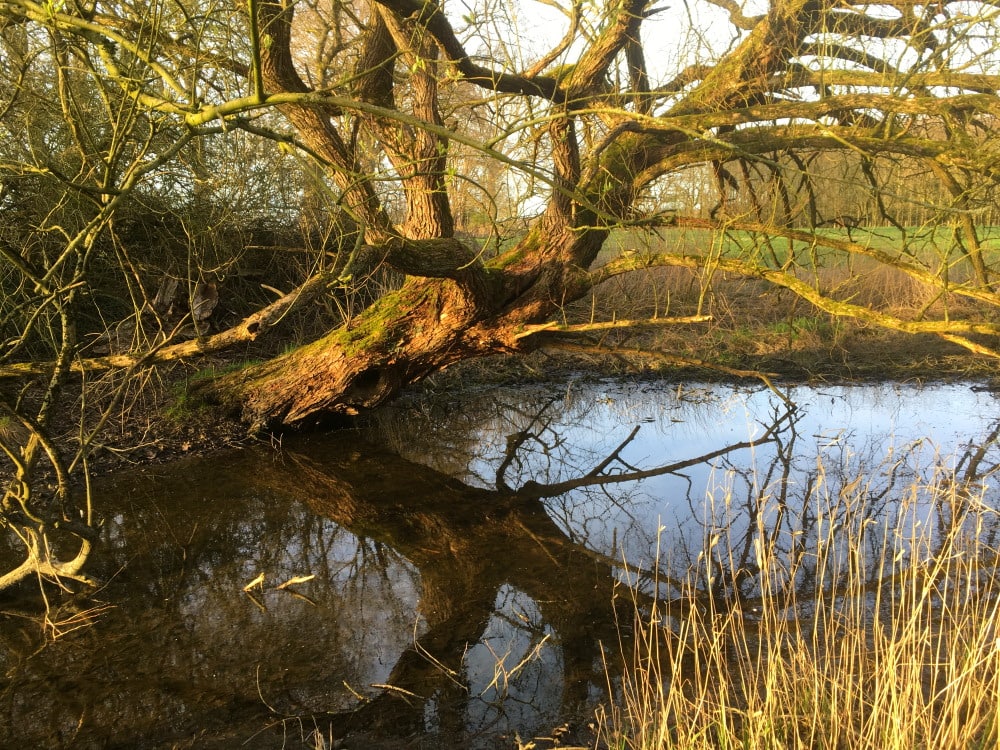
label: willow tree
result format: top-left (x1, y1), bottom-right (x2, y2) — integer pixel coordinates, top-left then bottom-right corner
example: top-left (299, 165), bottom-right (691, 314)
top-left (3, 0), bottom-right (1000, 438)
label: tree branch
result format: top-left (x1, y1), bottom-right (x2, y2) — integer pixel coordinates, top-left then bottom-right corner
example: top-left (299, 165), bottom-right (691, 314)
top-left (594, 247), bottom-right (1000, 357)
top-left (704, 0), bottom-right (763, 30)
top-left (514, 315), bottom-right (712, 341)
top-left (371, 0), bottom-right (562, 100)
top-left (0, 260), bottom-right (359, 378)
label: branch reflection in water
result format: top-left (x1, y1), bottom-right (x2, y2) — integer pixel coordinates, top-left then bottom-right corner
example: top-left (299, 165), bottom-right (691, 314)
top-left (0, 381), bottom-right (998, 748)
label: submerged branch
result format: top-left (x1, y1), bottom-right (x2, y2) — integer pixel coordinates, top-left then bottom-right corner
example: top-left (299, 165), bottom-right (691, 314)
top-left (0, 527), bottom-right (96, 592)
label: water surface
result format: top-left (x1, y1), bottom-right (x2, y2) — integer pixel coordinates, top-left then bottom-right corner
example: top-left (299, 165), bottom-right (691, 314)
top-left (2, 380), bottom-right (999, 748)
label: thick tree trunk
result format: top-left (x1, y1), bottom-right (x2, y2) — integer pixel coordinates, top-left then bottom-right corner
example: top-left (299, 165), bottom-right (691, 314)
top-left (213, 276), bottom-right (491, 431)
top-left (208, 225), bottom-right (603, 431)
top-left (209, 0), bottom-right (813, 432)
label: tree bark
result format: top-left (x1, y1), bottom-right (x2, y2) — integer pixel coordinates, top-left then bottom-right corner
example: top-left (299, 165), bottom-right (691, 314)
top-left (202, 0), bottom-right (810, 432)
top-left (208, 221), bottom-right (602, 430)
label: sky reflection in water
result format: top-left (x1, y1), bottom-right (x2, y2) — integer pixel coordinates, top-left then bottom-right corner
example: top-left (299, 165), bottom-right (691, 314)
top-left (2, 380), bottom-right (999, 748)
top-left (382, 380), bottom-right (1000, 571)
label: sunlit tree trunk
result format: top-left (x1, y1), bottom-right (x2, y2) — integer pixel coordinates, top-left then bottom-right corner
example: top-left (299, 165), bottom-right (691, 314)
top-left (204, 0), bottom-right (807, 429)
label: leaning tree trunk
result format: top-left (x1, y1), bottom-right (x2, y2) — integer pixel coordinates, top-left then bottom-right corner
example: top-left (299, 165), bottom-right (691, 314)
top-left (205, 0), bottom-right (814, 432)
top-left (208, 224), bottom-right (604, 432)
top-left (213, 273), bottom-right (493, 431)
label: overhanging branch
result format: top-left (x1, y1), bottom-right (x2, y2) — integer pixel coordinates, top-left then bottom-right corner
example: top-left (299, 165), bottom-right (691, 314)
top-left (0, 261), bottom-right (357, 379)
top-left (598, 216), bottom-right (1000, 309)
top-left (594, 247), bottom-right (1000, 358)
top-left (515, 315), bottom-right (712, 341)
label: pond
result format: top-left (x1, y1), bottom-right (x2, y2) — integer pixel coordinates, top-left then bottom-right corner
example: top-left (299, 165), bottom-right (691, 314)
top-left (2, 379), bottom-right (1000, 748)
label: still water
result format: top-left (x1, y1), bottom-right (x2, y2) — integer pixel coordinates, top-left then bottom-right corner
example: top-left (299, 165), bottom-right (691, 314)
top-left (2, 380), bottom-right (999, 748)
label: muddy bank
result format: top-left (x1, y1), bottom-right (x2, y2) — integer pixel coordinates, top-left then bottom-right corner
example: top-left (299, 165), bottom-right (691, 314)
top-left (81, 330), bottom-right (999, 476)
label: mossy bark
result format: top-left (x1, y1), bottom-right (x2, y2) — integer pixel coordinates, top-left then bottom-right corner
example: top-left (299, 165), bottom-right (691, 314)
top-left (204, 0), bottom-right (816, 433)
top-left (207, 225), bottom-right (600, 431)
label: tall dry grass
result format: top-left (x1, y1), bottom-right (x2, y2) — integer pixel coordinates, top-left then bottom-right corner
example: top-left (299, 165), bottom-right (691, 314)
top-left (598, 463), bottom-right (1000, 750)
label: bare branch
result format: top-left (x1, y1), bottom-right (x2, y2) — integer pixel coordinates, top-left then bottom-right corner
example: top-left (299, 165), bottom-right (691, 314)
top-left (371, 0), bottom-right (562, 100)
top-left (515, 315), bottom-right (712, 340)
top-left (704, 0), bottom-right (764, 30)
top-left (593, 247), bottom-right (1000, 357)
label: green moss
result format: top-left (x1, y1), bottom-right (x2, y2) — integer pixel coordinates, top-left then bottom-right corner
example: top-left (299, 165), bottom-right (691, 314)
top-left (162, 387), bottom-right (213, 426)
top-left (489, 230), bottom-right (543, 270)
top-left (165, 360), bottom-right (262, 424)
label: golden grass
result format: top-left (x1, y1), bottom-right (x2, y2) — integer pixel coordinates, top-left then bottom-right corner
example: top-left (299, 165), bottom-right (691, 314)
top-left (598, 465), bottom-right (1000, 750)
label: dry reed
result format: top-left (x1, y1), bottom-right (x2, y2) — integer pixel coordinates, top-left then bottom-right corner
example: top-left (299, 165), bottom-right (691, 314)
top-left (599, 461), bottom-right (1000, 750)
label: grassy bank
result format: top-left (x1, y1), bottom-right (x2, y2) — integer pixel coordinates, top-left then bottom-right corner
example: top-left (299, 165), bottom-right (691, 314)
top-left (596, 460), bottom-right (1000, 750)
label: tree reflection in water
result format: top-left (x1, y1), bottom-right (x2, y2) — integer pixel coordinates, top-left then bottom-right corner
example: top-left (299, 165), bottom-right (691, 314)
top-left (1, 382), bottom-right (999, 748)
